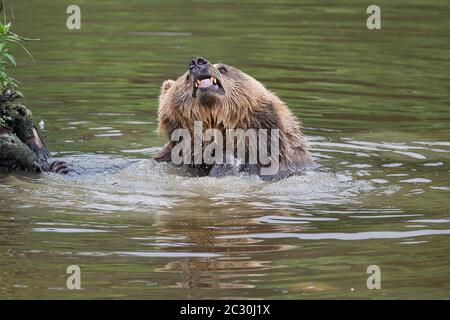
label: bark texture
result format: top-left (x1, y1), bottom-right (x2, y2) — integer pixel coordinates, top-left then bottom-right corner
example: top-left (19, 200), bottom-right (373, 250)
top-left (0, 90), bottom-right (52, 172)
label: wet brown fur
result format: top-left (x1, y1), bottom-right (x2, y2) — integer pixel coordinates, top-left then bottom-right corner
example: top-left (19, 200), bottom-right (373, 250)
top-left (155, 62), bottom-right (315, 179)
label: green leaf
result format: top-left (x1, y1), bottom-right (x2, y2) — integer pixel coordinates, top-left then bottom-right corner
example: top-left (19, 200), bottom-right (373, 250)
top-left (4, 52), bottom-right (15, 66)
top-left (0, 7), bottom-right (38, 96)
top-left (6, 35), bottom-right (20, 42)
top-left (6, 37), bottom-right (35, 62)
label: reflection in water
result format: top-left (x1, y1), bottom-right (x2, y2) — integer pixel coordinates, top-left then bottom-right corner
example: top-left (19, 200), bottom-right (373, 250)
top-left (0, 0), bottom-right (449, 299)
top-left (219, 229), bottom-right (450, 241)
top-left (153, 205), bottom-right (290, 290)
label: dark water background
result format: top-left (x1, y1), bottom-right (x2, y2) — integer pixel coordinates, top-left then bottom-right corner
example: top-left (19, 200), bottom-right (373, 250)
top-left (0, 0), bottom-right (449, 299)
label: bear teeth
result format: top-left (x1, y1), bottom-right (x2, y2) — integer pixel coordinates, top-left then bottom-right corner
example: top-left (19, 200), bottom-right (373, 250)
top-left (195, 77), bottom-right (218, 89)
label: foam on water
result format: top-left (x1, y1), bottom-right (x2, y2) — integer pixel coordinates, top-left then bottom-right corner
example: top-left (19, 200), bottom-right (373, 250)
top-left (15, 154), bottom-right (372, 214)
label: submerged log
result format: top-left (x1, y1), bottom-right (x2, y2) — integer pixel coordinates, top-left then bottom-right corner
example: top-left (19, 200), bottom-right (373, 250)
top-left (0, 132), bottom-right (46, 172)
top-left (0, 89), bottom-right (66, 173)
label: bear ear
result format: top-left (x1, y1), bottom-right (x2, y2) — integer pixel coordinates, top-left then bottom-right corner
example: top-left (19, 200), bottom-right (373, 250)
top-left (160, 80), bottom-right (175, 97)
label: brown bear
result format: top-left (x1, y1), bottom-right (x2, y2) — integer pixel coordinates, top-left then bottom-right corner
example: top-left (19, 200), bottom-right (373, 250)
top-left (154, 57), bottom-right (315, 180)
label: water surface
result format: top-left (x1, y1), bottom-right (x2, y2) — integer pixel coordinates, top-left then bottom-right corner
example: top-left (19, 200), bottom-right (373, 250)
top-left (1, 0), bottom-right (449, 299)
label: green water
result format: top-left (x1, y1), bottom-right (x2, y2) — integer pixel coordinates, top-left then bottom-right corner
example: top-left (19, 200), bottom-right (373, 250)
top-left (0, 0), bottom-right (449, 299)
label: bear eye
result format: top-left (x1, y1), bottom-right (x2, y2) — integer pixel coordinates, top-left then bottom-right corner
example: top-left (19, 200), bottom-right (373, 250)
top-left (218, 66), bottom-right (228, 74)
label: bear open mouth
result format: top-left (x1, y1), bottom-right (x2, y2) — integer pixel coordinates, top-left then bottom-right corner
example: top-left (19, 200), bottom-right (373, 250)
top-left (192, 75), bottom-right (225, 97)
